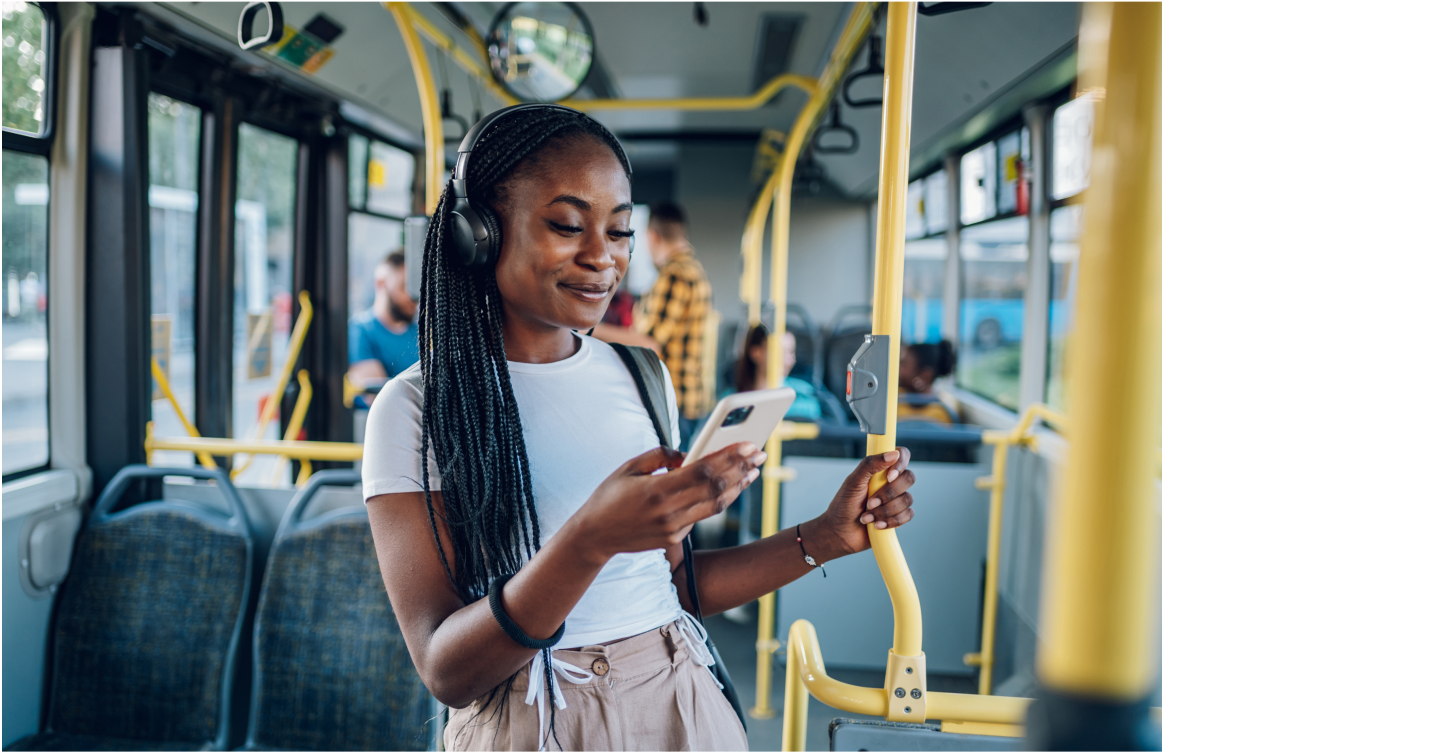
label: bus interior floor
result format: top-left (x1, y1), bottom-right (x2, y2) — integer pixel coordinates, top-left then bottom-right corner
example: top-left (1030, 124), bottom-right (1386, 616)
top-left (706, 607), bottom-right (980, 751)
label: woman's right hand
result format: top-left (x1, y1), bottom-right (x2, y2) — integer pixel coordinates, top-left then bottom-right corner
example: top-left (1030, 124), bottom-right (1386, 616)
top-left (569, 443), bottom-right (767, 563)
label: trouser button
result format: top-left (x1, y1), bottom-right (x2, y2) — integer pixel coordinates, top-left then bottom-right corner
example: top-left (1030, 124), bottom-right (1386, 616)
top-left (592, 658), bottom-right (610, 676)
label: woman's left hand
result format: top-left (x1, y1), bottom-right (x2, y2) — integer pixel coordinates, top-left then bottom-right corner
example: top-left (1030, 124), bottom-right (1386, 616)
top-left (805, 447), bottom-right (915, 560)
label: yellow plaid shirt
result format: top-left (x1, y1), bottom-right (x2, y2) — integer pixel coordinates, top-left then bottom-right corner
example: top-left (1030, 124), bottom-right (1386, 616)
top-left (634, 249), bottom-right (712, 420)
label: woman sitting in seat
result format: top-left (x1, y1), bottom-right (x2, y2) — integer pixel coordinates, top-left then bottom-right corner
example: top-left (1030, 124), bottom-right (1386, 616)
top-left (896, 340), bottom-right (964, 425)
top-left (723, 324), bottom-right (824, 422)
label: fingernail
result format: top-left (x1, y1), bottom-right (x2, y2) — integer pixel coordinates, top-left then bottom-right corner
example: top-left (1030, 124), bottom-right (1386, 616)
top-left (754, 452), bottom-right (768, 464)
top-left (740, 442), bottom-right (758, 455)
top-left (875, 521), bottom-right (887, 529)
top-left (747, 469), bottom-right (760, 482)
top-left (884, 450), bottom-right (900, 462)
top-left (867, 498), bottom-right (880, 510)
top-left (887, 469), bottom-right (899, 483)
top-left (860, 514), bottom-right (874, 524)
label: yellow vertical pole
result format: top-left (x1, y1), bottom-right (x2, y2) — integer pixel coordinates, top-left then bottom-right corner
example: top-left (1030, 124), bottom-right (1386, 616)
top-left (751, 2), bottom-right (878, 718)
top-left (740, 174), bottom-right (779, 327)
top-left (866, 1), bottom-right (923, 662)
top-left (1032, 2), bottom-right (1161, 744)
top-left (387, 2), bottom-right (443, 211)
top-left (972, 441), bottom-right (1010, 695)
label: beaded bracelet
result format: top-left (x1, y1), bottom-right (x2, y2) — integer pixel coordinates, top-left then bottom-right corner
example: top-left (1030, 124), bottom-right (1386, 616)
top-left (487, 573), bottom-right (566, 650)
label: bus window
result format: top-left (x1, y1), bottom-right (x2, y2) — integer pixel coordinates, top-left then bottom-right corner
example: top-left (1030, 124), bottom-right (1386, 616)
top-left (147, 94), bottom-right (201, 468)
top-left (2, 152), bottom-right (48, 475)
top-left (233, 124), bottom-right (297, 483)
top-left (3, 0), bottom-right (51, 476)
top-left (346, 135), bottom-right (414, 324)
top-left (957, 215), bottom-right (1028, 409)
top-left (1046, 204), bottom-right (1082, 410)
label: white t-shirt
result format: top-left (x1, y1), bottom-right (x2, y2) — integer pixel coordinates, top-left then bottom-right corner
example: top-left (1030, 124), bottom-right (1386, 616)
top-left (362, 334), bottom-right (685, 649)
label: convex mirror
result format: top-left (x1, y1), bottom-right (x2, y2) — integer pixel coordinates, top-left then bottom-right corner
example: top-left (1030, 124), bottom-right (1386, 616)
top-left (487, 2), bottom-right (595, 102)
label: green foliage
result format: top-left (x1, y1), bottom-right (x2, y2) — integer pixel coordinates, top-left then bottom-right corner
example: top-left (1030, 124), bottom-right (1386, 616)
top-left (2, 150), bottom-right (47, 316)
top-left (148, 95), bottom-right (201, 190)
top-left (237, 123), bottom-right (298, 232)
top-left (2, 2), bottom-right (47, 134)
top-left (959, 344), bottom-right (1022, 410)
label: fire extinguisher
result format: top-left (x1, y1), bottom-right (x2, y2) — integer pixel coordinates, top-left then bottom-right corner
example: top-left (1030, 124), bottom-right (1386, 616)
top-left (1016, 157), bottom-right (1030, 216)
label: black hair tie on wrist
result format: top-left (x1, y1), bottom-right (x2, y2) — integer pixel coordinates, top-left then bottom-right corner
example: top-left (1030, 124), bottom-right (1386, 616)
top-left (488, 573), bottom-right (566, 650)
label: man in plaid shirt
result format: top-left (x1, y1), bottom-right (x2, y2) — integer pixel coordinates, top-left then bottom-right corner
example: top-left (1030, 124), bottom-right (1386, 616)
top-left (596, 202), bottom-right (713, 445)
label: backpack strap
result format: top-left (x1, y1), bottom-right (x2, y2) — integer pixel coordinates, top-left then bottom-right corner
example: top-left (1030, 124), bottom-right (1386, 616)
top-left (609, 343), bottom-right (675, 451)
top-left (608, 341), bottom-right (747, 731)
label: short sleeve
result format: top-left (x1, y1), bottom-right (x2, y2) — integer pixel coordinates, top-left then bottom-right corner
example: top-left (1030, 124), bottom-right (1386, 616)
top-left (361, 370), bottom-right (442, 499)
top-left (349, 316), bottom-right (378, 365)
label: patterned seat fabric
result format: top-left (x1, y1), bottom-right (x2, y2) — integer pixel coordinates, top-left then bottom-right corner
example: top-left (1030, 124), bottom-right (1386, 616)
top-left (248, 515), bottom-right (433, 751)
top-left (11, 508), bottom-right (250, 751)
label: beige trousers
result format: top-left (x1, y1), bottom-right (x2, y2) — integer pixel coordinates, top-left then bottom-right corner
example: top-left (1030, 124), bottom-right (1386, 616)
top-left (444, 620), bottom-right (748, 751)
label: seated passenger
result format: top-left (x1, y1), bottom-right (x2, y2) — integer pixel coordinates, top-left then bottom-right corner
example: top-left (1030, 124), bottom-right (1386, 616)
top-left (362, 105), bottom-right (919, 752)
top-left (723, 324), bottom-right (823, 422)
top-left (896, 340), bottom-right (964, 424)
top-left (348, 251), bottom-right (419, 406)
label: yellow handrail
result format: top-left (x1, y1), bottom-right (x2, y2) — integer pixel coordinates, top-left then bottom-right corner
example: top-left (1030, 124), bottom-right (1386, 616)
top-left (782, 619), bottom-right (1030, 751)
top-left (269, 368), bottom-right (314, 487)
top-left (386, 2), bottom-right (445, 211)
top-left (740, 172), bottom-right (780, 327)
top-left (751, 1), bottom-right (879, 719)
top-left (146, 435), bottom-right (363, 462)
top-left (966, 402), bottom-right (1068, 694)
top-left (149, 357), bottom-right (218, 470)
top-left (403, 4), bottom-right (518, 108)
top-left (967, 401), bottom-right (1159, 699)
top-left (561, 73), bottom-right (818, 112)
top-left (231, 291), bottom-right (314, 481)
top-left (1035, 0), bottom-right (1162, 705)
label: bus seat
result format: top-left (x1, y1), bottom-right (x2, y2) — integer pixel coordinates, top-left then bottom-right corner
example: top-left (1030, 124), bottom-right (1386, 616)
top-left (8, 466), bottom-right (255, 751)
top-left (829, 718), bottom-right (1023, 752)
top-left (242, 470), bottom-right (439, 751)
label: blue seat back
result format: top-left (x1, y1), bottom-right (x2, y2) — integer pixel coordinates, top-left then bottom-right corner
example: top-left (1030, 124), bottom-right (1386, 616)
top-left (246, 471), bottom-right (437, 751)
top-left (45, 465), bottom-right (254, 748)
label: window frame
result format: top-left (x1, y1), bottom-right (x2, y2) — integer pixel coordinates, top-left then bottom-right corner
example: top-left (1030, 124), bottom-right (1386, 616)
top-left (344, 125), bottom-right (422, 221)
top-left (1, 1), bottom-right (59, 154)
top-left (1, 1), bottom-right (58, 481)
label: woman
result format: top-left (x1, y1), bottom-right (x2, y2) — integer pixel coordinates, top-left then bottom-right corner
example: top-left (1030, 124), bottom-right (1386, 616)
top-left (895, 340), bottom-right (963, 424)
top-left (725, 324), bottom-right (823, 422)
top-left (362, 105), bottom-right (918, 752)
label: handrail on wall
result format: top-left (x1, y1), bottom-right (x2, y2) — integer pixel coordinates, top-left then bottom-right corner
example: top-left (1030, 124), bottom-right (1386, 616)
top-left (966, 403), bottom-right (1156, 697)
top-left (967, 402), bottom-right (1068, 695)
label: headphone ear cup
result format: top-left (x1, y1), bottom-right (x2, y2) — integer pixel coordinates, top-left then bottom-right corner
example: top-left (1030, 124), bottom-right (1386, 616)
top-left (446, 196), bottom-right (503, 269)
top-left (629, 232), bottom-right (636, 259)
top-left (474, 206), bottom-right (503, 268)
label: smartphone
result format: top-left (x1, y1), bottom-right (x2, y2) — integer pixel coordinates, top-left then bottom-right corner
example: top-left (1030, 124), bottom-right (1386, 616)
top-left (682, 387), bottom-right (796, 466)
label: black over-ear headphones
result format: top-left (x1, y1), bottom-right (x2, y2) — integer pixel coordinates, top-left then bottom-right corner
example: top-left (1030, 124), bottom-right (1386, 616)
top-left (445, 103), bottom-right (635, 269)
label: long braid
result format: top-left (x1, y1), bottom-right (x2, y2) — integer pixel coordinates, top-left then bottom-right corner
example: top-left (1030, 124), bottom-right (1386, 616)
top-left (415, 107), bottom-right (631, 748)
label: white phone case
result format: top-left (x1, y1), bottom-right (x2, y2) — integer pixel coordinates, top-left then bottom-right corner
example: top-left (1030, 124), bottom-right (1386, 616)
top-left (682, 387), bottom-right (797, 466)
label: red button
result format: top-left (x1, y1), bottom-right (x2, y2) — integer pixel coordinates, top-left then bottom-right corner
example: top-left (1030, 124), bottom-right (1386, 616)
top-left (846, 371), bottom-right (852, 395)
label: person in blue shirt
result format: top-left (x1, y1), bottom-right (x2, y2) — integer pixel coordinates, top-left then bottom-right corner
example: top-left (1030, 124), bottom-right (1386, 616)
top-left (348, 251), bottom-right (418, 405)
top-left (723, 323), bottom-right (824, 422)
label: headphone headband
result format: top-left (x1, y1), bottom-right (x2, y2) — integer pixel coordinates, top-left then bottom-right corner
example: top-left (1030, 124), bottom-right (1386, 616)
top-left (453, 103), bottom-right (632, 187)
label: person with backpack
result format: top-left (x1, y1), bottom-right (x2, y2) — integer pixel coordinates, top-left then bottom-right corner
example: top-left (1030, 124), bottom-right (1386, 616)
top-left (362, 105), bottom-right (918, 752)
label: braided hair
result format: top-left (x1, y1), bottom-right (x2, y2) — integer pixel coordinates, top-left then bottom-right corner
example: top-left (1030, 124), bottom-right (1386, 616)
top-left (414, 106), bottom-right (631, 745)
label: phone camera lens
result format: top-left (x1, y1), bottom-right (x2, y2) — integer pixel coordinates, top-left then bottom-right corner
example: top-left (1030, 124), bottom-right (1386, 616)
top-left (721, 406), bottom-right (753, 427)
